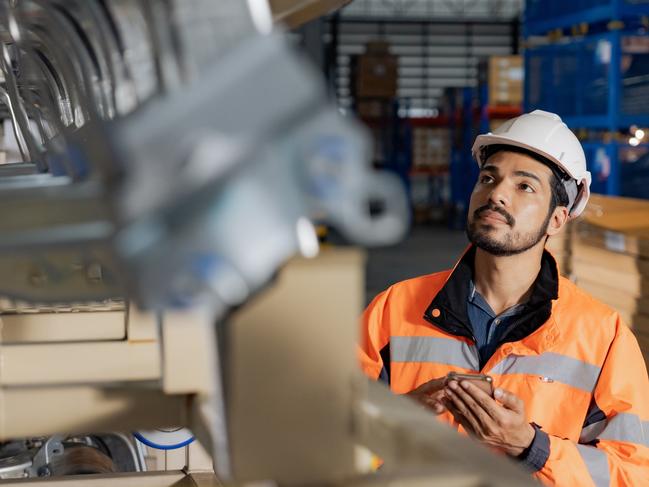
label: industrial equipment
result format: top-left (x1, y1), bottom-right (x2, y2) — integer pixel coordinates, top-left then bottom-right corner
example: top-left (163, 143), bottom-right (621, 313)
top-left (0, 1), bottom-right (534, 485)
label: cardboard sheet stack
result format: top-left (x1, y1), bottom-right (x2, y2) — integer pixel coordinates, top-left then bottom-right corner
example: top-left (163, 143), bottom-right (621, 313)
top-left (569, 194), bottom-right (649, 366)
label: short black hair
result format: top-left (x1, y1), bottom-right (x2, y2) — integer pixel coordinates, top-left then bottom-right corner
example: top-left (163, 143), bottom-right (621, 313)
top-left (480, 144), bottom-right (570, 212)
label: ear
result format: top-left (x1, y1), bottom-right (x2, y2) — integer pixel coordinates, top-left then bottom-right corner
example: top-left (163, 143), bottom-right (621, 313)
top-left (546, 206), bottom-right (570, 237)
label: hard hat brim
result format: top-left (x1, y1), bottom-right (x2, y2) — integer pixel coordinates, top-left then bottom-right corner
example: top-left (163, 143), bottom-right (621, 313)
top-left (472, 133), bottom-right (591, 218)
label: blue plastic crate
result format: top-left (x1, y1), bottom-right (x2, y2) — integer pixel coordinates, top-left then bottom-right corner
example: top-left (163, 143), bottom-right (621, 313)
top-left (582, 141), bottom-right (649, 197)
top-left (525, 32), bottom-right (649, 129)
top-left (525, 0), bottom-right (649, 36)
top-left (619, 143), bottom-right (649, 198)
top-left (526, 0), bottom-right (609, 23)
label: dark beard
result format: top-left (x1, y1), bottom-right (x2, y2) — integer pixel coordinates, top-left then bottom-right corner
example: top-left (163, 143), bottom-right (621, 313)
top-left (466, 205), bottom-right (551, 257)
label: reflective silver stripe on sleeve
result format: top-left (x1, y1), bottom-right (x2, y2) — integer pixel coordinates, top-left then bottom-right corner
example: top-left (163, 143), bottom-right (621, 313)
top-left (390, 336), bottom-right (480, 370)
top-left (599, 413), bottom-right (645, 446)
top-left (488, 352), bottom-right (601, 393)
top-left (577, 445), bottom-right (611, 487)
top-left (582, 413), bottom-right (649, 448)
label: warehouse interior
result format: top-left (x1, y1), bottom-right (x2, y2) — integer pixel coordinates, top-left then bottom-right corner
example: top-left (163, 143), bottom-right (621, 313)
top-left (0, 0), bottom-right (648, 485)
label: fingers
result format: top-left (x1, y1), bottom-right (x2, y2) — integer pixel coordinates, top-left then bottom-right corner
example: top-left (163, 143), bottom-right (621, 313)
top-left (421, 390), bottom-right (447, 414)
top-left (408, 387), bottom-right (447, 414)
top-left (494, 387), bottom-right (524, 413)
top-left (408, 377), bottom-right (448, 414)
top-left (442, 397), bottom-right (474, 433)
top-left (431, 401), bottom-right (446, 414)
top-left (457, 380), bottom-right (504, 422)
top-left (411, 377), bottom-right (446, 395)
top-left (444, 383), bottom-right (482, 433)
top-left (449, 381), bottom-right (497, 431)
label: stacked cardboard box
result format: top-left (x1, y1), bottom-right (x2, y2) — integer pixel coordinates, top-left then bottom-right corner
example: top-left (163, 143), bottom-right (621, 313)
top-left (489, 119), bottom-right (508, 133)
top-left (353, 41), bottom-right (398, 99)
top-left (356, 99), bottom-right (390, 119)
top-left (570, 194), bottom-right (649, 366)
top-left (412, 127), bottom-right (451, 170)
top-left (488, 55), bottom-right (523, 106)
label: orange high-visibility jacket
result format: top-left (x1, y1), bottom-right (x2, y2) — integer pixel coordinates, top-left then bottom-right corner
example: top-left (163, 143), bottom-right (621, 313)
top-left (360, 246), bottom-right (649, 486)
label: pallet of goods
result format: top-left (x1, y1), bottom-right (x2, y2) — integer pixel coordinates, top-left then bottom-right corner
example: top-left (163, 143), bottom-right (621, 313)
top-left (569, 194), bottom-right (649, 366)
top-left (353, 41), bottom-right (398, 99)
top-left (488, 55), bottom-right (523, 106)
top-left (412, 127), bottom-right (451, 171)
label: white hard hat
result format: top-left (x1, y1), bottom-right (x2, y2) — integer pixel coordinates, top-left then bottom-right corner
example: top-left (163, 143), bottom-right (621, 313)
top-left (472, 109), bottom-right (591, 218)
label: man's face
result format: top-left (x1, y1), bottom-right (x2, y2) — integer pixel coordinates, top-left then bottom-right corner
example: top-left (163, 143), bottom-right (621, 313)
top-left (466, 150), bottom-right (555, 256)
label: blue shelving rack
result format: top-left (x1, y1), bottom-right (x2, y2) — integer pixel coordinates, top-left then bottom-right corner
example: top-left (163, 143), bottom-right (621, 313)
top-left (448, 87), bottom-right (480, 229)
top-left (525, 0), bottom-right (649, 36)
top-left (525, 31), bottom-right (649, 130)
top-left (524, 0), bottom-right (649, 198)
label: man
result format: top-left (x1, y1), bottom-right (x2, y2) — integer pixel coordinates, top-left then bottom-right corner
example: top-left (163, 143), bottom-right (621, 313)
top-left (359, 110), bottom-right (649, 485)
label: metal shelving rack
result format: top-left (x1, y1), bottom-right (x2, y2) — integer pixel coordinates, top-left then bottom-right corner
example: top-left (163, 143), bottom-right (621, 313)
top-left (325, 13), bottom-right (519, 224)
top-left (524, 0), bottom-right (649, 36)
top-left (523, 0), bottom-right (649, 197)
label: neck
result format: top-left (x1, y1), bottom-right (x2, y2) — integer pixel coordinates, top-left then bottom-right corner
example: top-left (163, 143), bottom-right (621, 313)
top-left (473, 242), bottom-right (544, 315)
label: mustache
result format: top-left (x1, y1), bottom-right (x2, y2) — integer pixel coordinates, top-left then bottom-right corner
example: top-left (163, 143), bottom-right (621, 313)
top-left (474, 204), bottom-right (515, 227)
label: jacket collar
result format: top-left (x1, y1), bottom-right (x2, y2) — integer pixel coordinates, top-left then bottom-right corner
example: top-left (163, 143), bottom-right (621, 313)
top-left (423, 244), bottom-right (559, 345)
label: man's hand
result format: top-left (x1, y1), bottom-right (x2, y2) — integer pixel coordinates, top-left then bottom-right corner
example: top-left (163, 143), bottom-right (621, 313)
top-left (443, 379), bottom-right (535, 456)
top-left (407, 377), bottom-right (447, 414)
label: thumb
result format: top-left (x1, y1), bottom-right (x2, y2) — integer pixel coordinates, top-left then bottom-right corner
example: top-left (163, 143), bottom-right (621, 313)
top-left (494, 388), bottom-right (523, 413)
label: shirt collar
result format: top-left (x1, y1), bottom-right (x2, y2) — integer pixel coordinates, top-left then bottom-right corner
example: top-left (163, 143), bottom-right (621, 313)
top-left (468, 279), bottom-right (529, 319)
top-left (424, 244), bottom-right (559, 341)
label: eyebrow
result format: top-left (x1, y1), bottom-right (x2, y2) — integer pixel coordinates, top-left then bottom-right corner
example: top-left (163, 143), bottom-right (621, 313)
top-left (513, 170), bottom-right (542, 184)
top-left (481, 165), bottom-right (543, 185)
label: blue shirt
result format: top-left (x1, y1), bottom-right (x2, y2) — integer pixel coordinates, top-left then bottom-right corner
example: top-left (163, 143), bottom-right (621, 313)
top-left (467, 280), bottom-right (526, 366)
top-left (466, 280), bottom-right (550, 472)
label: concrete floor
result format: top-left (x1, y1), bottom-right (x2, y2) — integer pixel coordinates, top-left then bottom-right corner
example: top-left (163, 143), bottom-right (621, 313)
top-left (364, 224), bottom-right (468, 304)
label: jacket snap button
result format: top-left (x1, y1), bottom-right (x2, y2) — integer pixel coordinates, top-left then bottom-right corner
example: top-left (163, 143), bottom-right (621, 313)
top-left (431, 308), bottom-right (441, 318)
top-left (503, 345), bottom-right (513, 354)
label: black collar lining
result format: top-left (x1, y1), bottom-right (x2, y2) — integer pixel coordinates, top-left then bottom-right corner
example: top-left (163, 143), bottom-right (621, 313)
top-left (423, 246), bottom-right (559, 350)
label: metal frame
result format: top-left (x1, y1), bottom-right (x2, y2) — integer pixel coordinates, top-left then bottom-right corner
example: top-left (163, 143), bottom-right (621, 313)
top-left (524, 0), bottom-right (649, 36)
top-left (581, 141), bottom-right (649, 197)
top-left (328, 16), bottom-right (518, 111)
top-left (0, 251), bottom-right (536, 486)
top-left (524, 30), bottom-right (649, 130)
top-left (339, 0), bottom-right (523, 20)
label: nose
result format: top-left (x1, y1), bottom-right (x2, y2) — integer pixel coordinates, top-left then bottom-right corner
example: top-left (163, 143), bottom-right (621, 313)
top-left (487, 180), bottom-right (511, 208)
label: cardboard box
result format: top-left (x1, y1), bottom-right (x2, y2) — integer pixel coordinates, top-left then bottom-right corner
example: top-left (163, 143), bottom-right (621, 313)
top-left (577, 278), bottom-right (649, 320)
top-left (573, 259), bottom-right (649, 298)
top-left (572, 238), bottom-right (649, 278)
top-left (269, 0), bottom-right (351, 28)
top-left (227, 249), bottom-right (364, 484)
top-left (365, 40), bottom-right (390, 55)
top-left (489, 119), bottom-right (508, 132)
top-left (412, 127), bottom-right (451, 168)
top-left (575, 194), bottom-right (649, 258)
top-left (356, 99), bottom-right (390, 119)
top-left (566, 194), bottom-right (649, 369)
top-left (354, 44), bottom-right (398, 99)
top-left (488, 56), bottom-right (523, 106)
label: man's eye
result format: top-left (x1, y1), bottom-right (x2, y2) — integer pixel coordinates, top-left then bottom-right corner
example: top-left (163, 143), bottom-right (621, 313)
top-left (520, 183), bottom-right (534, 193)
top-left (480, 175), bottom-right (493, 184)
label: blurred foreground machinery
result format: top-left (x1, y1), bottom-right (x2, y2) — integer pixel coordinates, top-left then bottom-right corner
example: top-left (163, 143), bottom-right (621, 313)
top-left (0, 1), bottom-right (534, 486)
